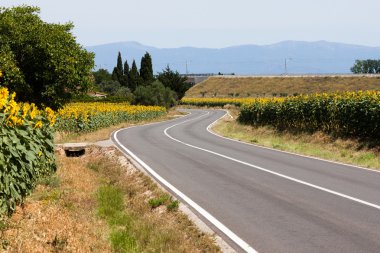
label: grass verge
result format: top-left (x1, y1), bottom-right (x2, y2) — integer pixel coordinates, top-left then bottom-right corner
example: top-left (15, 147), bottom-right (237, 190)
top-left (89, 146), bottom-right (220, 252)
top-left (0, 149), bottom-right (111, 252)
top-left (212, 109), bottom-right (380, 170)
top-left (0, 146), bottom-right (220, 252)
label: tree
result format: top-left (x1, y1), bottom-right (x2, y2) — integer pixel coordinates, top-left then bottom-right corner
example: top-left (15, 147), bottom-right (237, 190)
top-left (129, 60), bottom-right (143, 91)
top-left (0, 6), bottom-right (94, 109)
top-left (351, 59), bottom-right (380, 74)
top-left (133, 80), bottom-right (176, 108)
top-left (124, 60), bottom-right (130, 76)
top-left (122, 59), bottom-right (130, 87)
top-left (112, 52), bottom-right (124, 82)
top-left (93, 68), bottom-right (112, 84)
top-left (140, 52), bottom-right (154, 83)
top-left (0, 46), bottom-right (26, 92)
top-left (157, 65), bottom-right (190, 100)
top-left (99, 80), bottom-right (122, 95)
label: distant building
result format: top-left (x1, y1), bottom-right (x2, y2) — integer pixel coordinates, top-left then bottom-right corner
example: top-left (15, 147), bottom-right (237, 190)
top-left (87, 92), bottom-right (107, 99)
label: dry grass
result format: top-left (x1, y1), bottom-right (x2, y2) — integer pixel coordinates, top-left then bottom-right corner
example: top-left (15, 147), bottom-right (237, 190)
top-left (0, 151), bottom-right (111, 252)
top-left (213, 110), bottom-right (380, 170)
top-left (0, 146), bottom-right (220, 252)
top-left (186, 76), bottom-right (380, 98)
top-left (88, 146), bottom-right (220, 252)
top-left (55, 109), bottom-right (186, 144)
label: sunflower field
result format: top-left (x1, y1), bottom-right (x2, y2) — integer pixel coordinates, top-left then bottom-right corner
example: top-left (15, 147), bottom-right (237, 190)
top-left (55, 102), bottom-right (166, 133)
top-left (239, 91), bottom-right (380, 139)
top-left (0, 87), bottom-right (56, 215)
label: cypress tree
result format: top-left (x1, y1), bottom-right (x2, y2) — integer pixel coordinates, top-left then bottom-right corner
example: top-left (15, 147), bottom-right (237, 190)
top-left (112, 52), bottom-right (123, 83)
top-left (129, 60), bottom-right (142, 91)
top-left (124, 60), bottom-right (130, 76)
top-left (117, 52), bottom-right (123, 77)
top-left (111, 67), bottom-right (119, 81)
top-left (140, 52), bottom-right (154, 83)
top-left (120, 59), bottom-right (129, 87)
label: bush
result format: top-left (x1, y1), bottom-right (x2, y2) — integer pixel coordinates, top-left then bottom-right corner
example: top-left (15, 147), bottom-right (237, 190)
top-left (133, 81), bottom-right (177, 108)
top-left (0, 87), bottom-right (56, 216)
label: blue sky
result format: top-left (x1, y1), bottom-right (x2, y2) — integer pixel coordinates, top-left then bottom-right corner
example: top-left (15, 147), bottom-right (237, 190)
top-left (2, 0), bottom-right (380, 48)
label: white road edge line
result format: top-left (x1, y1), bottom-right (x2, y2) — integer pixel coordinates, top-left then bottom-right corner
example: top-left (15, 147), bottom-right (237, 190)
top-left (164, 110), bottom-right (380, 211)
top-left (207, 109), bottom-right (380, 174)
top-left (113, 111), bottom-right (258, 253)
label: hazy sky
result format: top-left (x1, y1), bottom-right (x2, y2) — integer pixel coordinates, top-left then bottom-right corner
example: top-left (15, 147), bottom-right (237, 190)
top-left (2, 0), bottom-right (380, 48)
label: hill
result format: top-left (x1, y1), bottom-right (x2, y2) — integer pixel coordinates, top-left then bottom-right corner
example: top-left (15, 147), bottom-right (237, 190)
top-left (184, 75), bottom-right (380, 98)
top-left (86, 41), bottom-right (380, 75)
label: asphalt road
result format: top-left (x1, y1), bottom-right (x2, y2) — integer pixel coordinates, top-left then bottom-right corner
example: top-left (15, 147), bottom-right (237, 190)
top-left (112, 109), bottom-right (380, 253)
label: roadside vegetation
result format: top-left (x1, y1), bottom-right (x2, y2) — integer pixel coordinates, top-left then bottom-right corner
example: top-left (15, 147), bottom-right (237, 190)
top-left (213, 111), bottom-right (380, 169)
top-left (185, 75), bottom-right (380, 98)
top-left (1, 146), bottom-right (220, 252)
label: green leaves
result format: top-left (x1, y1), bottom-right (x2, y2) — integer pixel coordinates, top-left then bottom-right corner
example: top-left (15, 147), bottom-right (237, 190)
top-left (0, 120), bottom-right (56, 216)
top-left (0, 5), bottom-right (94, 110)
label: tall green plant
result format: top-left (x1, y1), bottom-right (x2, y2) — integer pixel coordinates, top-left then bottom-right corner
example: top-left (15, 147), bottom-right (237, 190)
top-left (0, 87), bottom-right (56, 216)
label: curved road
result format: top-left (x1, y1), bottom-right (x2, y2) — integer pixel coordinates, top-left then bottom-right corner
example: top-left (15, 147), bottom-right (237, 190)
top-left (112, 110), bottom-right (380, 253)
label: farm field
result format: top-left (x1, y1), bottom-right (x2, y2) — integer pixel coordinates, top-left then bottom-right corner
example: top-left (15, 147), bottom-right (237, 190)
top-left (55, 102), bottom-right (166, 133)
top-left (185, 75), bottom-right (380, 98)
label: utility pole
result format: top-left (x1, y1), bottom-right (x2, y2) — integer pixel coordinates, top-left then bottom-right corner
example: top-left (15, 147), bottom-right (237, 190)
top-left (284, 58), bottom-right (292, 75)
top-left (284, 58), bottom-right (287, 75)
top-left (186, 61), bottom-right (189, 75)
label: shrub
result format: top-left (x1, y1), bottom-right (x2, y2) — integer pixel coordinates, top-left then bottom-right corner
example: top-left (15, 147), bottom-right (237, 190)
top-left (133, 81), bottom-right (176, 109)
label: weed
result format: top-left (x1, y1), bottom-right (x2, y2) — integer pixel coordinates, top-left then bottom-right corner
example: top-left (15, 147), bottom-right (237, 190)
top-left (49, 235), bottom-right (68, 252)
top-left (148, 194), bottom-right (170, 209)
top-left (0, 219), bottom-right (9, 250)
top-left (167, 200), bottom-right (179, 212)
top-left (250, 138), bottom-right (258, 143)
top-left (97, 185), bottom-right (124, 219)
top-left (0, 239), bottom-right (9, 250)
top-left (33, 189), bottom-right (62, 202)
top-left (356, 153), bottom-right (376, 163)
top-left (38, 175), bottom-right (60, 188)
top-left (110, 229), bottom-right (138, 253)
top-left (87, 162), bottom-right (100, 172)
top-left (0, 219), bottom-right (9, 231)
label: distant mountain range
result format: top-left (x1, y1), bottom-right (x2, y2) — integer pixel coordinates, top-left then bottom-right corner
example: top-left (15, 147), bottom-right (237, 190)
top-left (86, 41), bottom-right (380, 75)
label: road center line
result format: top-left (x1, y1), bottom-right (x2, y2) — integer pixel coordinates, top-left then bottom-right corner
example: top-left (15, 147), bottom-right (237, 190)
top-left (164, 111), bottom-right (380, 211)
